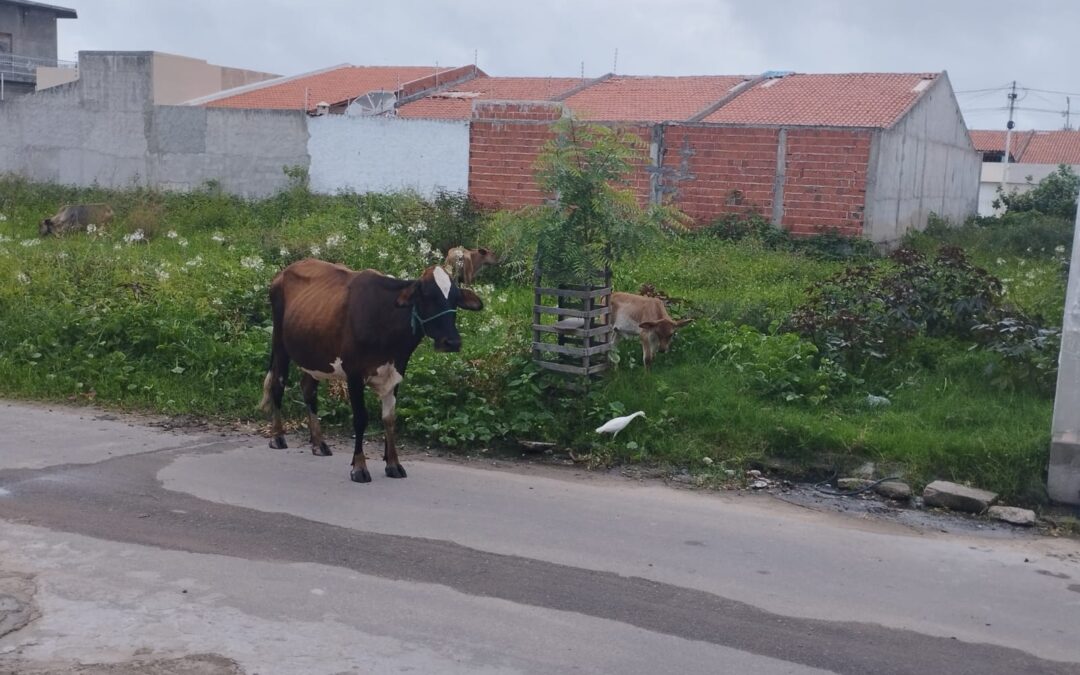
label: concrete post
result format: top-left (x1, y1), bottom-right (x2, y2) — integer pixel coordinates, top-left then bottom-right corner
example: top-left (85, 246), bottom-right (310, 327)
top-left (1048, 198), bottom-right (1080, 505)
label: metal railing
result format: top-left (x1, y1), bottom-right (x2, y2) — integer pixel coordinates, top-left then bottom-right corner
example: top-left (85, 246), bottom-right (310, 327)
top-left (0, 52), bottom-right (77, 82)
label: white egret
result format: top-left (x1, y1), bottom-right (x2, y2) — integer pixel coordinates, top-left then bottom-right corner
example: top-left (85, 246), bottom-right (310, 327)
top-left (595, 411), bottom-right (646, 438)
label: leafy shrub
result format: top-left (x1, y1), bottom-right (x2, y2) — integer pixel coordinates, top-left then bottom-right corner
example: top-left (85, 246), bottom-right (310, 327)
top-left (973, 314), bottom-right (1062, 394)
top-left (787, 246), bottom-right (1004, 372)
top-left (994, 164), bottom-right (1080, 218)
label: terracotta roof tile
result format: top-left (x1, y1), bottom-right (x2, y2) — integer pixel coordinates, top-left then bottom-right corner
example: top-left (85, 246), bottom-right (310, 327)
top-left (1016, 130), bottom-right (1080, 164)
top-left (201, 65), bottom-right (463, 111)
top-left (562, 75), bottom-right (750, 123)
top-left (398, 76), bottom-right (584, 119)
top-left (704, 73), bottom-right (939, 127)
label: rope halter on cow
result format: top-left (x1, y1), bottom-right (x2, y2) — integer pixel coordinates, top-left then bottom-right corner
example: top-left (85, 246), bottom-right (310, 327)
top-left (411, 306), bottom-right (457, 336)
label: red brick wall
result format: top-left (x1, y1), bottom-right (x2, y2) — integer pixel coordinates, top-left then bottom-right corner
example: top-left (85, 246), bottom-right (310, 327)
top-left (658, 125), bottom-right (780, 223)
top-left (469, 102), bottom-right (563, 207)
top-left (781, 129), bottom-right (871, 236)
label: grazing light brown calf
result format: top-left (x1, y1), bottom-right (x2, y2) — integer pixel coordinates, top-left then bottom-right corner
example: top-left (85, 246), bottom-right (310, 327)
top-left (609, 292), bottom-right (692, 370)
top-left (39, 203), bottom-right (114, 236)
top-left (443, 246), bottom-right (498, 285)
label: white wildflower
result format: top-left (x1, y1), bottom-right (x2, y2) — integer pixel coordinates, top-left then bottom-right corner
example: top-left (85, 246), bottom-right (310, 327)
top-left (184, 255), bottom-right (204, 268)
top-left (417, 239), bottom-right (432, 257)
top-left (1056, 245), bottom-right (1066, 254)
top-left (86, 224), bottom-right (97, 234)
top-left (370, 212), bottom-right (381, 224)
top-left (156, 269), bottom-right (170, 281)
top-left (0, 213), bottom-right (7, 222)
top-left (212, 298), bottom-right (223, 306)
top-left (16, 272), bottom-right (30, 284)
top-left (56, 251), bottom-right (68, 260)
top-left (1018, 259), bottom-right (1026, 266)
top-left (325, 233), bottom-right (346, 248)
top-left (279, 247), bottom-right (289, 257)
top-left (0, 234), bottom-right (10, 243)
top-left (399, 270), bottom-right (408, 279)
top-left (240, 256), bottom-right (265, 271)
top-left (113, 243), bottom-right (122, 250)
top-left (1025, 270), bottom-right (1037, 280)
top-left (211, 232), bottom-right (225, 243)
top-left (178, 237), bottom-right (189, 248)
top-left (497, 293), bottom-right (508, 303)
top-left (123, 229), bottom-right (145, 244)
top-left (309, 244), bottom-right (322, 257)
top-left (227, 244), bottom-right (236, 251)
top-left (20, 238), bottom-right (41, 247)
top-left (378, 250), bottom-right (389, 260)
top-left (995, 257), bottom-right (1006, 265)
top-left (167, 230), bottom-right (178, 239)
top-left (357, 219), bottom-right (369, 232)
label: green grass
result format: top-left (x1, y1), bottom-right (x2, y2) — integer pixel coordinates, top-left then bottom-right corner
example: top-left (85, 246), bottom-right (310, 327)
top-left (0, 176), bottom-right (1068, 503)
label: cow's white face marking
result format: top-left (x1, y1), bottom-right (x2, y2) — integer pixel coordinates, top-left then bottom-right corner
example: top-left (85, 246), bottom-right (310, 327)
top-left (433, 265), bottom-right (452, 299)
top-left (301, 357), bottom-right (347, 382)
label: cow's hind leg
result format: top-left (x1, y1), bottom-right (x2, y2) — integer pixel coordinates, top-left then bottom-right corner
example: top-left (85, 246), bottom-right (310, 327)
top-left (262, 361), bottom-right (290, 450)
top-left (300, 373), bottom-right (332, 456)
top-left (346, 375), bottom-right (371, 483)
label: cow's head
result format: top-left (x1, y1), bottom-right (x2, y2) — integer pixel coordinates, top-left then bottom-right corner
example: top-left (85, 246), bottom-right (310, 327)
top-left (38, 219), bottom-right (54, 237)
top-left (475, 247), bottom-right (499, 266)
top-left (638, 318), bottom-right (693, 353)
top-left (396, 265), bottom-right (483, 352)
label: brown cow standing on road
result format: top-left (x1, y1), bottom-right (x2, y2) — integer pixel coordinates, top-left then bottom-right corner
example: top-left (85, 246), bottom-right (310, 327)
top-left (260, 259), bottom-right (483, 483)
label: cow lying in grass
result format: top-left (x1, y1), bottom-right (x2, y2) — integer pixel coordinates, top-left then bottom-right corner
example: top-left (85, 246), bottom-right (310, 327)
top-left (609, 292), bottom-right (692, 370)
top-left (443, 246), bottom-right (498, 285)
top-left (260, 258), bottom-right (483, 483)
top-left (39, 203), bottom-right (114, 236)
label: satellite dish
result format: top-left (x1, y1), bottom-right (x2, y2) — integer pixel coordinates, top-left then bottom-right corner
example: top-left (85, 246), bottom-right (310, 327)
top-left (346, 91), bottom-right (397, 117)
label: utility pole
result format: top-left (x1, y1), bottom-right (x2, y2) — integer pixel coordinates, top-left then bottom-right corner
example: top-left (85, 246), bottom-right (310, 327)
top-left (1065, 97), bottom-right (1073, 131)
top-left (1001, 80), bottom-right (1018, 195)
top-left (613, 48), bottom-right (618, 75)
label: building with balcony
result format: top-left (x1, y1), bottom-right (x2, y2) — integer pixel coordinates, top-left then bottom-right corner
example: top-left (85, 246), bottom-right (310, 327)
top-left (0, 0), bottom-right (76, 99)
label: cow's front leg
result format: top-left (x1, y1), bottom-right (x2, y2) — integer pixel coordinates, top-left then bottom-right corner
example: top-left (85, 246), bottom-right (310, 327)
top-left (640, 333), bottom-right (655, 372)
top-left (347, 375), bottom-right (371, 483)
top-left (300, 373), bottom-right (332, 456)
top-left (380, 385), bottom-right (406, 479)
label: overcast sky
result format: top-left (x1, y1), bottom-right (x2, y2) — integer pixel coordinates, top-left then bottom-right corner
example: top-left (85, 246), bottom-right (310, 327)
top-left (54, 0), bottom-right (1080, 131)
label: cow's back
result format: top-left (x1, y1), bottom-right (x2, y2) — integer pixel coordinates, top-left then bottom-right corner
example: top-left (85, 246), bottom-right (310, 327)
top-left (610, 292), bottom-right (668, 331)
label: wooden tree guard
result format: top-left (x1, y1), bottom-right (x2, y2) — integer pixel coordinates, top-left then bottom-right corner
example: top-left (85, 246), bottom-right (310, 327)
top-left (532, 261), bottom-right (613, 378)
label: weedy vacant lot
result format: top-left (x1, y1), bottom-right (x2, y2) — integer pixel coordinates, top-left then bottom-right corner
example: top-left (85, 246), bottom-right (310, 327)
top-left (1, 175), bottom-right (1071, 503)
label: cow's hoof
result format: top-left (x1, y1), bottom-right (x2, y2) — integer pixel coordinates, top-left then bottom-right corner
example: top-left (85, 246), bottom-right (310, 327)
top-left (350, 468), bottom-right (372, 483)
top-left (385, 464), bottom-right (407, 479)
top-left (269, 436), bottom-right (288, 450)
top-left (312, 442), bottom-right (332, 456)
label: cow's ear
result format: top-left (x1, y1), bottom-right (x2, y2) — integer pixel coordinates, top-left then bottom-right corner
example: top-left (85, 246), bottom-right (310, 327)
top-left (674, 318), bottom-right (693, 328)
top-left (638, 321), bottom-right (659, 331)
top-left (457, 288), bottom-right (484, 311)
top-left (395, 282), bottom-right (419, 307)
top-left (477, 247), bottom-right (490, 255)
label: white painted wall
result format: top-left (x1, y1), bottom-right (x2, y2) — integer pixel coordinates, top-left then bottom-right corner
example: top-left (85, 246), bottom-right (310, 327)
top-left (977, 162), bottom-right (1080, 216)
top-left (307, 115), bottom-right (469, 196)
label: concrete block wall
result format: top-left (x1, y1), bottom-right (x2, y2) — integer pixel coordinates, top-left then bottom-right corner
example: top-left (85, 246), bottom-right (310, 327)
top-left (0, 51), bottom-right (309, 197)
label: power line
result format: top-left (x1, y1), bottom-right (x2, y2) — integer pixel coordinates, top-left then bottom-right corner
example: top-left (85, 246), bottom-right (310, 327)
top-left (955, 84), bottom-right (1012, 94)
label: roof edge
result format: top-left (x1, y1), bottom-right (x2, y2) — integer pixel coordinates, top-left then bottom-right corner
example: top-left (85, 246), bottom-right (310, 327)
top-left (184, 63), bottom-right (353, 106)
top-left (687, 75), bottom-right (759, 123)
top-left (551, 73), bottom-right (615, 101)
top-left (2, 0), bottom-right (76, 18)
top-left (883, 71), bottom-right (945, 131)
top-left (395, 65), bottom-right (485, 106)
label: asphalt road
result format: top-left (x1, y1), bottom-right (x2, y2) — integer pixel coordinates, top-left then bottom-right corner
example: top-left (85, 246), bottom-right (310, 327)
top-left (1, 400), bottom-right (1079, 674)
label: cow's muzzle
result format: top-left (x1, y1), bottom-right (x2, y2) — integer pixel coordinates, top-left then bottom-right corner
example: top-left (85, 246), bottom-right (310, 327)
top-left (434, 336), bottom-right (462, 353)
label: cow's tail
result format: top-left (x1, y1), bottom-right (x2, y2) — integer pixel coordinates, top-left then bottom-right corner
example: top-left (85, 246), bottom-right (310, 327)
top-left (259, 369), bottom-right (274, 412)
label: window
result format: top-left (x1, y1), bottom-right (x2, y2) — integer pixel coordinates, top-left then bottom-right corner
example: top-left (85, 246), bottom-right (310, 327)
top-left (0, 33), bottom-right (12, 55)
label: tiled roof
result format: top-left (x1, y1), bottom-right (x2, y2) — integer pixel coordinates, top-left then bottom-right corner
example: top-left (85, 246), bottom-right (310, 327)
top-left (1015, 131), bottom-right (1080, 164)
top-left (969, 129), bottom-right (1080, 164)
top-left (398, 76), bottom-right (584, 119)
top-left (199, 65), bottom-right (465, 111)
top-left (562, 75), bottom-right (751, 123)
top-left (704, 73), bottom-right (939, 127)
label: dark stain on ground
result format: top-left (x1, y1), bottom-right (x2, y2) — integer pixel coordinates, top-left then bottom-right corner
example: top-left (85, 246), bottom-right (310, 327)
top-left (1037, 570), bottom-right (1072, 579)
top-left (1, 444), bottom-right (1078, 675)
top-left (1069, 585), bottom-right (1080, 594)
top-left (683, 540), bottom-right (705, 547)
